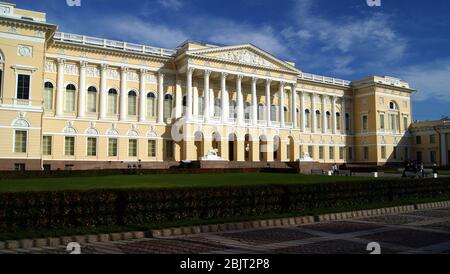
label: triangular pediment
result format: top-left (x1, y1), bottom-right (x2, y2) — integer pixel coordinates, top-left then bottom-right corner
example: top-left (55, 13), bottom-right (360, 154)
top-left (187, 45), bottom-right (301, 74)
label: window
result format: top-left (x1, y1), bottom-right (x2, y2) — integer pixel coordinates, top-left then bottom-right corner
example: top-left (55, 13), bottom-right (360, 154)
top-left (164, 94), bottom-right (173, 119)
top-left (319, 146), bottom-right (324, 160)
top-left (380, 113), bottom-right (385, 130)
top-left (316, 110), bottom-right (321, 129)
top-left (363, 147), bottom-right (369, 160)
top-left (416, 136), bottom-right (422, 145)
top-left (244, 102), bottom-right (251, 120)
top-left (430, 151), bottom-right (437, 163)
top-left (42, 136), bottom-right (52, 156)
top-left (430, 134), bottom-right (436, 144)
top-left (87, 137), bottom-right (97, 156)
top-left (108, 89), bottom-right (118, 115)
top-left (270, 105), bottom-right (277, 122)
top-left (389, 101), bottom-right (399, 110)
top-left (87, 86), bottom-right (97, 113)
top-left (65, 84), bottom-right (76, 112)
top-left (339, 147), bottom-right (344, 160)
top-left (229, 100), bottom-right (236, 119)
top-left (44, 82), bottom-right (54, 110)
top-left (129, 139), bottom-right (137, 157)
top-left (416, 151), bottom-right (423, 162)
top-left (308, 145), bottom-right (314, 158)
top-left (345, 113), bottom-right (350, 131)
top-left (305, 109), bottom-right (311, 128)
top-left (284, 107), bottom-right (289, 123)
top-left (381, 146), bottom-right (386, 159)
top-left (128, 91), bottom-right (137, 116)
top-left (108, 138), bottom-right (118, 157)
top-left (16, 74), bottom-right (30, 100)
top-left (147, 92), bottom-right (156, 118)
top-left (390, 114), bottom-right (399, 131)
top-left (165, 140), bottom-right (174, 159)
top-left (326, 112), bottom-right (331, 130)
top-left (258, 103), bottom-right (265, 121)
top-left (336, 113), bottom-right (341, 130)
top-left (198, 96), bottom-right (204, 116)
top-left (329, 146), bottom-right (335, 160)
top-left (214, 98), bottom-right (221, 118)
top-left (148, 140), bottom-right (157, 157)
top-left (14, 163), bottom-right (25, 171)
top-left (362, 115), bottom-right (368, 131)
top-left (64, 136), bottom-right (75, 156)
top-left (404, 117), bottom-right (409, 130)
top-left (14, 130), bottom-right (27, 153)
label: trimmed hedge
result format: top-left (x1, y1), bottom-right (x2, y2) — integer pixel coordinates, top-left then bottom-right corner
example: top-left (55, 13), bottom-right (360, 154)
top-left (0, 178), bottom-right (449, 230)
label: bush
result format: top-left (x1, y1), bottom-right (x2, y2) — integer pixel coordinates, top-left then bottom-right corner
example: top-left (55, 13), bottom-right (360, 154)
top-left (0, 178), bottom-right (449, 230)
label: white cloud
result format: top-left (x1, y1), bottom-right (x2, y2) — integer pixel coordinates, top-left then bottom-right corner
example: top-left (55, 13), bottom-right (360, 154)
top-left (157, 0), bottom-right (183, 11)
top-left (396, 59), bottom-right (450, 102)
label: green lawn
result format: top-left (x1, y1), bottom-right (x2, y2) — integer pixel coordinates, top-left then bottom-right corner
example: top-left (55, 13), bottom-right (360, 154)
top-left (0, 173), bottom-right (372, 193)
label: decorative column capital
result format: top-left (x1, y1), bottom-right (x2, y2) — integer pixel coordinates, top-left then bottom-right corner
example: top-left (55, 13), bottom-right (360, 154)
top-left (187, 67), bottom-right (195, 76)
top-left (279, 81), bottom-right (286, 89)
top-left (221, 72), bottom-right (228, 80)
top-left (57, 58), bottom-right (65, 65)
top-left (204, 69), bottom-right (212, 77)
top-left (158, 72), bottom-right (165, 80)
top-left (121, 66), bottom-right (128, 74)
top-left (140, 68), bottom-right (148, 75)
top-left (236, 74), bottom-right (244, 81)
top-left (101, 63), bottom-right (108, 71)
top-left (265, 79), bottom-right (272, 86)
top-left (79, 61), bottom-right (88, 68)
top-left (251, 77), bottom-right (258, 85)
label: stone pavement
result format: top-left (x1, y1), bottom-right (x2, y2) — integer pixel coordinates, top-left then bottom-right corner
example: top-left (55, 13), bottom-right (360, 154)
top-left (2, 207), bottom-right (450, 254)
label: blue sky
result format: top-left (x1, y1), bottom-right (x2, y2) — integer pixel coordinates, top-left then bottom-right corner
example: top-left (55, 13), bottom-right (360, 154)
top-left (16, 0), bottom-right (450, 121)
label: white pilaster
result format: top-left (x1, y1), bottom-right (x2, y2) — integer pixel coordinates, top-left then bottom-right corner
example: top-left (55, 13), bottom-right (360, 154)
top-left (301, 91), bottom-right (306, 132)
top-left (251, 77), bottom-right (258, 126)
top-left (186, 68), bottom-right (194, 122)
top-left (99, 64), bottom-right (108, 119)
top-left (322, 95), bottom-right (327, 134)
top-left (265, 79), bottom-right (272, 127)
top-left (311, 94), bottom-right (316, 133)
top-left (341, 98), bottom-right (346, 134)
top-left (139, 69), bottom-right (147, 122)
top-left (291, 84), bottom-right (297, 129)
top-left (119, 67), bottom-right (127, 121)
top-left (157, 72), bottom-right (164, 124)
top-left (236, 74), bottom-right (244, 125)
top-left (279, 82), bottom-right (285, 128)
top-left (332, 97), bottom-right (337, 134)
top-left (56, 58), bottom-right (65, 117)
top-left (77, 61), bottom-right (87, 118)
top-left (221, 72), bottom-right (228, 124)
top-left (203, 70), bottom-right (211, 123)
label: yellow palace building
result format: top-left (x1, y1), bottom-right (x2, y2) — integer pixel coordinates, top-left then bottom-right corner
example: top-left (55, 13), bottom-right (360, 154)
top-left (0, 2), bottom-right (421, 171)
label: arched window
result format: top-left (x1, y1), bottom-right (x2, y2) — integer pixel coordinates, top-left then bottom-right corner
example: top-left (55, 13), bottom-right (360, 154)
top-left (44, 82), bottom-right (54, 110)
top-left (258, 103), bottom-right (265, 121)
top-left (270, 105), bottom-right (277, 122)
top-left (107, 89), bottom-right (118, 115)
top-left (214, 98), bottom-right (221, 118)
top-left (128, 90), bottom-right (137, 116)
top-left (147, 92), bottom-right (156, 118)
top-left (64, 84), bottom-right (76, 112)
top-left (163, 94), bottom-right (173, 119)
top-left (326, 111), bottom-right (331, 130)
top-left (305, 109), bottom-right (311, 128)
top-left (336, 112), bottom-right (341, 130)
top-left (244, 102), bottom-right (251, 120)
top-left (284, 107), bottom-right (289, 123)
top-left (87, 86), bottom-right (97, 113)
top-left (229, 100), bottom-right (237, 119)
top-left (316, 110), bottom-right (321, 129)
top-left (389, 101), bottom-right (399, 110)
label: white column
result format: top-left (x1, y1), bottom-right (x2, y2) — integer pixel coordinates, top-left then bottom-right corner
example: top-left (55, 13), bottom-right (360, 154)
top-left (311, 94), bottom-right (316, 133)
top-left (322, 95), bottom-right (327, 134)
top-left (186, 68), bottom-right (194, 121)
top-left (119, 67), bottom-right (127, 121)
top-left (139, 69), bottom-right (147, 122)
top-left (300, 91), bottom-right (306, 132)
top-left (77, 61), bottom-right (87, 118)
top-left (236, 74), bottom-right (244, 125)
top-left (265, 79), bottom-right (272, 127)
top-left (56, 58), bottom-right (65, 117)
top-left (291, 84), bottom-right (297, 129)
top-left (341, 98), bottom-right (346, 134)
top-left (221, 72), bottom-right (228, 123)
top-left (157, 72), bottom-right (164, 124)
top-left (279, 82), bottom-right (285, 128)
top-left (332, 97), bottom-right (337, 134)
top-left (251, 77), bottom-right (258, 126)
top-left (175, 77), bottom-right (182, 119)
top-left (99, 64), bottom-right (108, 119)
top-left (203, 70), bottom-right (211, 123)
top-left (441, 133), bottom-right (448, 166)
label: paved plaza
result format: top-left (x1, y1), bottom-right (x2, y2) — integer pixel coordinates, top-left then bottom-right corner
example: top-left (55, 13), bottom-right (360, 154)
top-left (2, 207), bottom-right (450, 254)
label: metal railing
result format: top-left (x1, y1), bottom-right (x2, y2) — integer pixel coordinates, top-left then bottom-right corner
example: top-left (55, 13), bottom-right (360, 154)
top-left (299, 73), bottom-right (351, 87)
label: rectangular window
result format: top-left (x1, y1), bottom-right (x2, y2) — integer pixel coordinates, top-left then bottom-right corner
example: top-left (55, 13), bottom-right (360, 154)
top-left (319, 146), bottom-right (324, 160)
top-left (329, 146), bottom-right (335, 160)
top-left (108, 138), bottom-right (118, 157)
top-left (14, 130), bottom-right (27, 153)
top-left (165, 140), bottom-right (174, 159)
top-left (42, 136), bottom-right (52, 156)
top-left (416, 151), bottom-right (423, 162)
top-left (404, 117), bottom-right (409, 130)
top-left (14, 163), bottom-right (25, 171)
top-left (87, 137), bottom-right (97, 156)
top-left (64, 136), bottom-right (75, 156)
top-left (16, 74), bottom-right (30, 100)
top-left (430, 151), bottom-right (436, 163)
top-left (129, 139), bottom-right (137, 157)
top-left (363, 147), bottom-right (369, 160)
top-left (339, 147), bottom-right (344, 160)
top-left (362, 115), bottom-right (368, 131)
top-left (380, 114), bottom-right (385, 130)
top-left (148, 140), bottom-right (156, 157)
top-left (308, 145), bottom-right (314, 159)
top-left (430, 134), bottom-right (436, 144)
top-left (381, 146), bottom-right (386, 159)
top-left (416, 136), bottom-right (422, 145)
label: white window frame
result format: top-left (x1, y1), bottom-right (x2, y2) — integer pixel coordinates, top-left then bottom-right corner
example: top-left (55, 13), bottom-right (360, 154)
top-left (15, 72), bottom-right (32, 102)
top-left (13, 129), bottom-right (28, 153)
